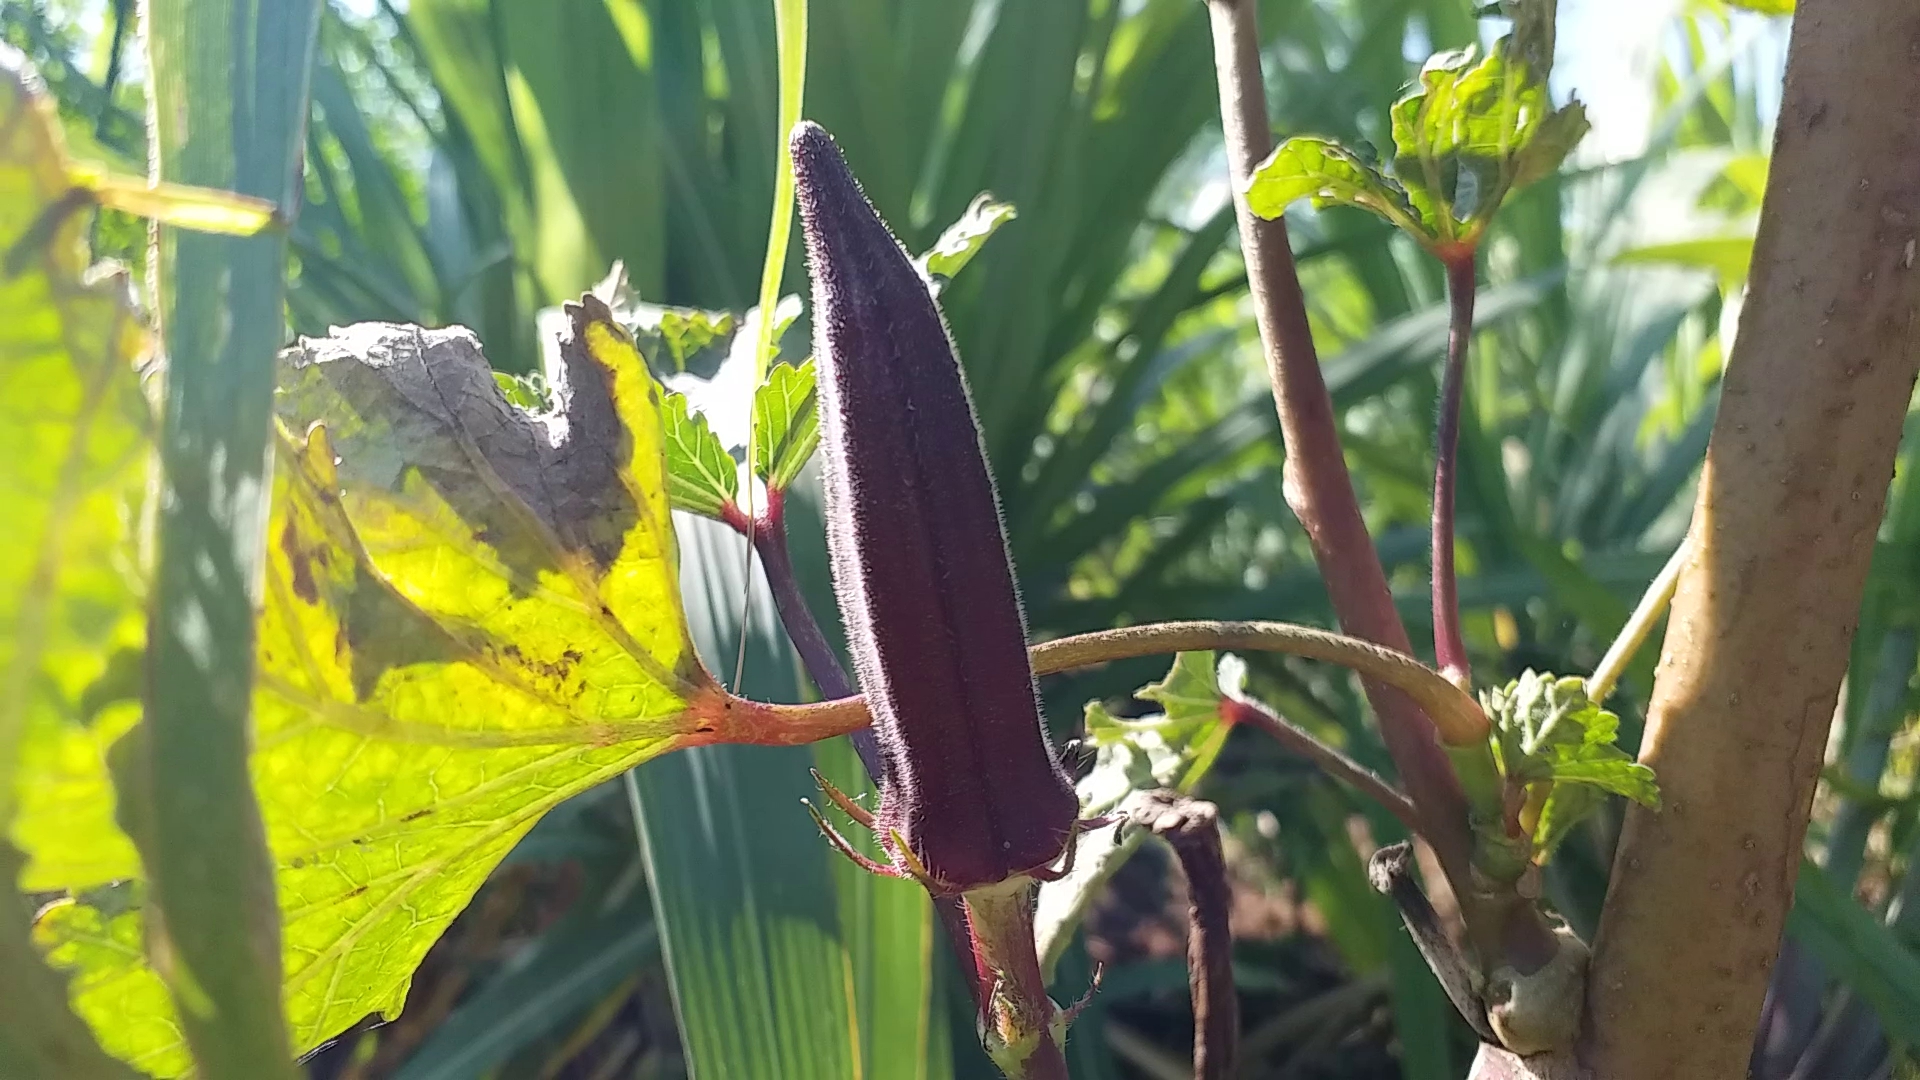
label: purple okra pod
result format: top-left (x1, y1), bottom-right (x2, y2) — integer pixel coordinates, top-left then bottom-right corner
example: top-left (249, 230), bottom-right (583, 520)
top-left (791, 120), bottom-right (1080, 898)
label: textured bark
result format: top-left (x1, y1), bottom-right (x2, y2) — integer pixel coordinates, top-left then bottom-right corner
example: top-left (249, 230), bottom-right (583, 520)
top-left (1580, 4), bottom-right (1920, 1077)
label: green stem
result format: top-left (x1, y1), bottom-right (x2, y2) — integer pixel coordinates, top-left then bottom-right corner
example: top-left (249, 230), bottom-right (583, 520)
top-left (964, 878), bottom-right (1070, 1080)
top-left (1585, 536), bottom-right (1689, 703)
top-left (1031, 620), bottom-right (1489, 745)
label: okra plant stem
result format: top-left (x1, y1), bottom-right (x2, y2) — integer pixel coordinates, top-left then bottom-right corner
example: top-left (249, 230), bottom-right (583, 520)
top-left (1433, 253), bottom-right (1478, 688)
top-left (1203, 0), bottom-right (1474, 882)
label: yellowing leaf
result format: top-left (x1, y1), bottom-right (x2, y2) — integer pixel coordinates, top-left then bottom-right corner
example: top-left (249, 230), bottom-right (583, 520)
top-left (17, 298), bottom-right (737, 1073)
top-left (71, 166), bottom-right (278, 236)
top-left (0, 47), bottom-right (151, 1080)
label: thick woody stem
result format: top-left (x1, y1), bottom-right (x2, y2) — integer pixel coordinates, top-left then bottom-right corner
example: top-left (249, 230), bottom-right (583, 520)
top-left (1432, 253), bottom-right (1478, 687)
top-left (1129, 792), bottom-right (1239, 1080)
top-left (1584, 2), bottom-right (1920, 1075)
top-left (1202, 0), bottom-right (1473, 883)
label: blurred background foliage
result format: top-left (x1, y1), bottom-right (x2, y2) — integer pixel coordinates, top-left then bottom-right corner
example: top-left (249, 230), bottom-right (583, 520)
top-left (7, 0), bottom-right (1916, 1076)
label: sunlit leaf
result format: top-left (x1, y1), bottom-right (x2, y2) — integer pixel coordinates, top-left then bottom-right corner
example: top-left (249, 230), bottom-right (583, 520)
top-left (1510, 100), bottom-right (1590, 189)
top-left (18, 298), bottom-right (730, 1072)
top-left (1615, 236), bottom-right (1756, 283)
top-left (1389, 39), bottom-right (1581, 236)
top-left (1250, 37), bottom-right (1586, 248)
top-left (1481, 671), bottom-right (1659, 859)
top-left (31, 885), bottom-right (179, 1077)
top-left (592, 263), bottom-right (740, 375)
top-left (1725, 0), bottom-right (1792, 12)
top-left (0, 47), bottom-right (151, 1080)
top-left (1245, 137), bottom-right (1419, 232)
top-left (753, 359), bottom-right (820, 493)
top-left (663, 390), bottom-right (740, 519)
top-left (917, 193), bottom-right (1017, 284)
top-left (71, 166), bottom-right (278, 236)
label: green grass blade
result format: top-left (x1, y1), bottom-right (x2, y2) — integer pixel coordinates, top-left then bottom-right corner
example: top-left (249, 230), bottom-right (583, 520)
top-left (628, 511), bottom-right (949, 1079)
top-left (137, 1), bottom-right (321, 1074)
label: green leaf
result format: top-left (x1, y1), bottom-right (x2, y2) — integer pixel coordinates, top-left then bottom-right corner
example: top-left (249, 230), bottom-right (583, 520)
top-left (1481, 671), bottom-right (1660, 860)
top-left (1252, 35), bottom-right (1586, 247)
top-left (630, 510), bottom-right (951, 1080)
top-left (140, 0), bottom-right (324, 1066)
top-left (1510, 100), bottom-right (1590, 189)
top-left (916, 193), bottom-right (1017, 283)
top-left (1390, 39), bottom-right (1568, 236)
top-left (0, 47), bottom-right (163, 1080)
top-left (1245, 136), bottom-right (1419, 232)
top-left (17, 301), bottom-right (722, 1073)
top-left (1786, 859), bottom-right (1920, 1048)
top-left (3, 846), bottom-right (140, 1079)
top-left (1726, 0), bottom-right (1793, 12)
top-left (662, 390), bottom-right (741, 519)
top-left (31, 884), bottom-right (182, 1077)
top-left (492, 370), bottom-right (552, 412)
top-left (593, 263), bottom-right (741, 376)
top-left (753, 359), bottom-right (821, 492)
top-left (1615, 236), bottom-right (1757, 283)
top-left (1034, 651), bottom-right (1235, 975)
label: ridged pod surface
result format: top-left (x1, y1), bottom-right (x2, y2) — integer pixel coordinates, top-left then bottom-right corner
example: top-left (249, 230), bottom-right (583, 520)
top-left (792, 121), bottom-right (1077, 896)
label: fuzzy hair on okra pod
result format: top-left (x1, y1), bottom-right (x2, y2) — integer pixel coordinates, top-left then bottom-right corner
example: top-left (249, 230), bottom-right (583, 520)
top-left (791, 120), bottom-right (1079, 897)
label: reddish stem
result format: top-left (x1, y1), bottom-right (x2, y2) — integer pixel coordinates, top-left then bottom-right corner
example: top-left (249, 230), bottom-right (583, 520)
top-left (1219, 697), bottom-right (1420, 833)
top-left (1129, 793), bottom-right (1239, 1080)
top-left (1204, 0), bottom-right (1471, 882)
top-left (1432, 252), bottom-right (1478, 686)
top-left (745, 491), bottom-right (981, 994)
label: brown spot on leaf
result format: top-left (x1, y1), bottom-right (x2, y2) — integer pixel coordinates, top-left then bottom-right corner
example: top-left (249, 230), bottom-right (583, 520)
top-left (282, 518), bottom-right (319, 604)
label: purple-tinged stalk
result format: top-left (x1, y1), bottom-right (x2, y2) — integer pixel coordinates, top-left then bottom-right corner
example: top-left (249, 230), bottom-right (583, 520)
top-left (1431, 252), bottom-right (1478, 689)
top-left (1203, 0), bottom-right (1475, 885)
top-left (793, 120), bottom-right (1080, 1077)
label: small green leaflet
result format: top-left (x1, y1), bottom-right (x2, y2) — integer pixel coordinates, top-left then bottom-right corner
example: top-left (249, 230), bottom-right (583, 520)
top-left (1726, 0), bottom-right (1792, 12)
top-left (916, 193), bottom-right (1017, 286)
top-left (1482, 671), bottom-right (1660, 858)
top-left (1034, 651), bottom-right (1237, 974)
top-left (754, 360), bottom-right (821, 492)
top-left (663, 391), bottom-right (740, 519)
top-left (665, 195), bottom-right (1015, 521)
top-left (1245, 137), bottom-right (1421, 234)
top-left (1246, 36), bottom-right (1588, 249)
top-left (591, 262), bottom-right (739, 375)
